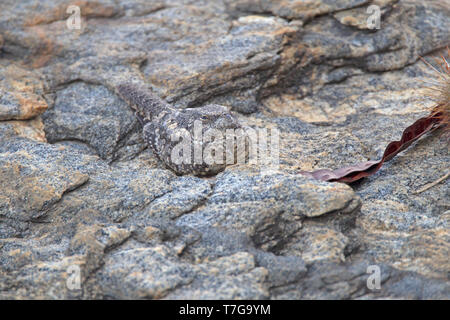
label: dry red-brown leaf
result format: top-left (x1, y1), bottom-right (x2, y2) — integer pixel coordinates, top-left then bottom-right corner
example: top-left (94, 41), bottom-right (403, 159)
top-left (299, 111), bottom-right (444, 183)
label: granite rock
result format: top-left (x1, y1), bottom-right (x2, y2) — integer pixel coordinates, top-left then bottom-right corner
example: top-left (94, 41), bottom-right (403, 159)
top-left (0, 0), bottom-right (448, 300)
top-left (42, 81), bottom-right (144, 161)
top-left (0, 63), bottom-right (48, 120)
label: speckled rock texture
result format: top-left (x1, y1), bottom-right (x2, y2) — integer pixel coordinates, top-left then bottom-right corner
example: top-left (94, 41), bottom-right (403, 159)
top-left (0, 0), bottom-right (449, 299)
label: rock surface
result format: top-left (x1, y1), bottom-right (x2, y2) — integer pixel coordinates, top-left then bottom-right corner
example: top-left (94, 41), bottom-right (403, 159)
top-left (0, 0), bottom-right (448, 299)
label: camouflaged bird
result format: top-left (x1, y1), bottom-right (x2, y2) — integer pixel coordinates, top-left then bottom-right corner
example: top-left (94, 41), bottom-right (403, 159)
top-left (116, 83), bottom-right (243, 176)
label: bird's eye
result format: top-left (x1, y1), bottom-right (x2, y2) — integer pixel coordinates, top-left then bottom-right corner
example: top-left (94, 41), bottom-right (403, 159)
top-left (201, 115), bottom-right (209, 121)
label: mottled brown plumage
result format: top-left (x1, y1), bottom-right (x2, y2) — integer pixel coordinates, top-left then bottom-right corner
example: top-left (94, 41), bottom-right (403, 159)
top-left (116, 83), bottom-right (242, 176)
